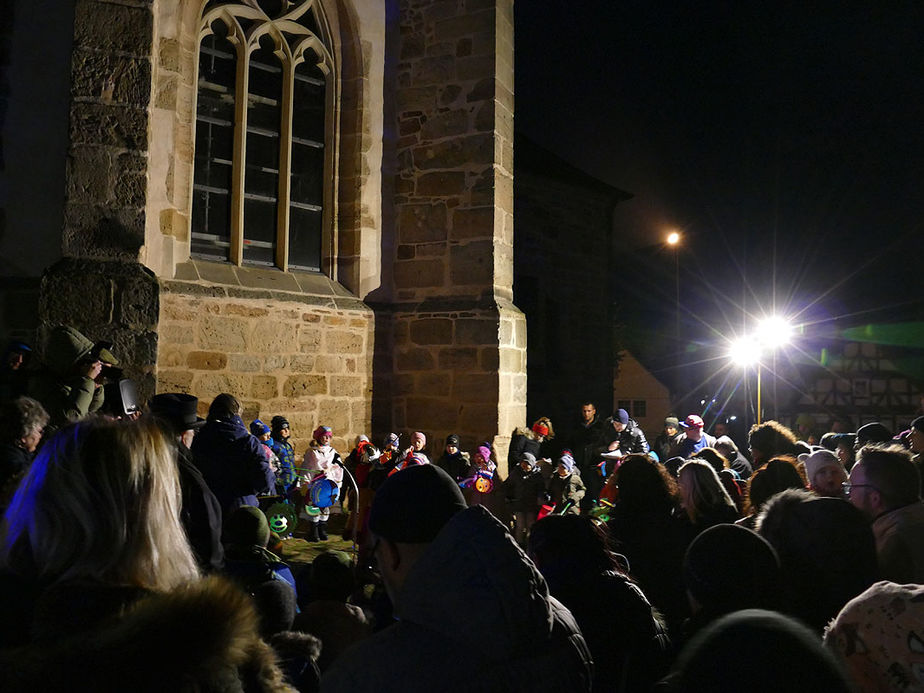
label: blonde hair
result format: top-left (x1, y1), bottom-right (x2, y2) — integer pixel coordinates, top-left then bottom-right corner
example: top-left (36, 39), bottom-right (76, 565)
top-left (678, 459), bottom-right (736, 523)
top-left (1, 418), bottom-right (199, 591)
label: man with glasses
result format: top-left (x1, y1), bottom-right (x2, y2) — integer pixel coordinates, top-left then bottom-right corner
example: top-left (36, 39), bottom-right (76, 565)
top-left (845, 444), bottom-right (924, 584)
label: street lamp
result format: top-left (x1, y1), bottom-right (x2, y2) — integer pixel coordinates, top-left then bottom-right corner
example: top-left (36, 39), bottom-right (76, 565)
top-left (729, 315), bottom-right (793, 425)
top-left (666, 231), bottom-right (681, 342)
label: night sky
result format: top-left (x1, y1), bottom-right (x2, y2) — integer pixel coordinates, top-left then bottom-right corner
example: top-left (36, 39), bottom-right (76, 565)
top-left (515, 1), bottom-right (924, 397)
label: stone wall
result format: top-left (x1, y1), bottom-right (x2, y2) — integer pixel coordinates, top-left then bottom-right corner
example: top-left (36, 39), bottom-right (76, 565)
top-left (514, 139), bottom-right (631, 430)
top-left (157, 264), bottom-right (373, 453)
top-left (380, 0), bottom-right (525, 472)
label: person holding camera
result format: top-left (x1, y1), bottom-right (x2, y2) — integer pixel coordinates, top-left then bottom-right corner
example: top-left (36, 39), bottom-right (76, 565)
top-left (27, 325), bottom-right (118, 433)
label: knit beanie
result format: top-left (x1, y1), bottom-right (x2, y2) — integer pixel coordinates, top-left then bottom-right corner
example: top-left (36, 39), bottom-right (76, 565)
top-left (270, 415), bottom-right (290, 433)
top-left (250, 419), bottom-right (270, 437)
top-left (558, 453), bottom-right (575, 473)
top-left (801, 449), bottom-right (841, 483)
top-left (683, 524), bottom-right (781, 614)
top-left (224, 505), bottom-right (271, 549)
top-left (826, 581), bottom-right (924, 693)
top-left (313, 425), bottom-right (332, 443)
top-left (519, 451), bottom-right (537, 469)
top-left (446, 433), bottom-right (461, 447)
top-left (369, 464), bottom-right (467, 543)
top-left (614, 408), bottom-right (630, 425)
top-left (384, 432), bottom-right (400, 449)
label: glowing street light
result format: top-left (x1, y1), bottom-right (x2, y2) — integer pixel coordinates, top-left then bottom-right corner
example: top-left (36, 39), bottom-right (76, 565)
top-left (755, 315), bottom-right (792, 349)
top-left (729, 315), bottom-right (793, 425)
top-left (666, 231), bottom-right (681, 246)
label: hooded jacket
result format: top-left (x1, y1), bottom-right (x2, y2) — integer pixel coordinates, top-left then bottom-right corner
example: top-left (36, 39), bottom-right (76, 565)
top-left (192, 415), bottom-right (276, 513)
top-left (27, 326), bottom-right (105, 429)
top-left (321, 505), bottom-right (592, 692)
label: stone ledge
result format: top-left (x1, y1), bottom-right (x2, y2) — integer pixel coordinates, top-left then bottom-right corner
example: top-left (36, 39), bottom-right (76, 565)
top-left (164, 260), bottom-right (372, 313)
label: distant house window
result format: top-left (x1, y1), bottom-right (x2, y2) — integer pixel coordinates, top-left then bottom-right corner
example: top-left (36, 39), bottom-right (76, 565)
top-left (617, 399), bottom-right (631, 413)
top-left (633, 400), bottom-right (647, 418)
top-left (192, 0), bottom-right (334, 272)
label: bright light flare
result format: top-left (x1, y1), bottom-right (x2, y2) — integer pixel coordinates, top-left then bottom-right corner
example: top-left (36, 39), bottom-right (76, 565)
top-left (756, 315), bottom-right (793, 349)
top-left (666, 231), bottom-right (681, 246)
top-left (729, 336), bottom-right (762, 367)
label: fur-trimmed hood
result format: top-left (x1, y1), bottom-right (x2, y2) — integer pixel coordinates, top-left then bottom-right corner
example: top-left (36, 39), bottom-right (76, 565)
top-left (0, 576), bottom-right (300, 692)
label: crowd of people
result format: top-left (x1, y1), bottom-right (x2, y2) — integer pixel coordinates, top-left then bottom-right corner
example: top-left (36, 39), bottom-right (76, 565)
top-left (1, 325), bottom-right (924, 691)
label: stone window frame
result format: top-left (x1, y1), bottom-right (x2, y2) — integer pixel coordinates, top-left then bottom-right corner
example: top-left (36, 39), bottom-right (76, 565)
top-left (190, 0), bottom-right (340, 275)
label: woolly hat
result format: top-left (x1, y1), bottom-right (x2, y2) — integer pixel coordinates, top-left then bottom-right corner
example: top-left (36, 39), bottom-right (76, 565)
top-left (801, 449), bottom-right (841, 482)
top-left (665, 416), bottom-right (680, 428)
top-left (856, 421), bottom-right (893, 446)
top-left (613, 408), bottom-right (630, 425)
top-left (384, 432), bottom-right (400, 449)
top-left (369, 464), bottom-right (467, 543)
top-left (684, 524), bottom-right (781, 614)
top-left (475, 445), bottom-right (492, 463)
top-left (270, 415), bottom-right (290, 433)
top-left (250, 419), bottom-right (271, 437)
top-left (558, 452), bottom-right (576, 473)
top-left (519, 451), bottom-right (537, 468)
top-left (445, 433), bottom-right (461, 447)
top-left (224, 505), bottom-right (270, 549)
top-left (313, 425), bottom-right (332, 442)
top-left (354, 434), bottom-right (370, 448)
top-left (715, 435), bottom-right (737, 452)
top-left (826, 581), bottom-right (924, 693)
top-left (672, 610), bottom-right (853, 692)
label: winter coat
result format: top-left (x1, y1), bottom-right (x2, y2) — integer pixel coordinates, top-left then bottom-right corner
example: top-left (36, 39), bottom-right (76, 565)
top-left (177, 443), bottom-right (224, 573)
top-left (504, 466), bottom-right (546, 513)
top-left (872, 501), bottom-right (924, 584)
top-left (27, 326), bottom-right (105, 430)
top-left (304, 445), bottom-right (344, 488)
top-left (600, 418), bottom-right (650, 457)
top-left (321, 505), bottom-right (593, 692)
top-left (670, 432), bottom-right (716, 459)
top-left (436, 449), bottom-right (471, 483)
top-left (508, 428), bottom-right (545, 471)
top-left (547, 470), bottom-right (586, 514)
top-left (567, 415), bottom-right (607, 471)
top-left (542, 568), bottom-right (669, 693)
top-left (191, 415), bottom-right (276, 514)
top-left (0, 576), bottom-right (302, 692)
top-left (607, 504), bottom-right (690, 634)
top-left (270, 436), bottom-right (296, 490)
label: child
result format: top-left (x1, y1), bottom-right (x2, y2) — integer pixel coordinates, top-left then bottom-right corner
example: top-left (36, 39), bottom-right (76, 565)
top-left (389, 431), bottom-right (431, 476)
top-left (368, 433), bottom-right (400, 490)
top-left (302, 425), bottom-right (343, 541)
top-left (436, 433), bottom-right (471, 483)
top-left (250, 419), bottom-right (280, 476)
top-left (461, 444), bottom-right (496, 507)
top-left (269, 415), bottom-right (297, 492)
top-left (547, 452), bottom-right (585, 515)
top-left (504, 451), bottom-right (546, 546)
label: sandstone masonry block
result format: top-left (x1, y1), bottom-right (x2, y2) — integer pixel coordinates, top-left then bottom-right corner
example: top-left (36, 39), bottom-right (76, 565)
top-left (288, 355), bottom-right (316, 372)
top-left (396, 348), bottom-right (435, 371)
top-left (416, 171), bottom-right (466, 196)
top-left (398, 203), bottom-right (448, 243)
top-left (229, 354), bottom-right (262, 372)
top-left (457, 319), bottom-right (498, 345)
top-left (410, 317), bottom-right (453, 345)
top-left (451, 206), bottom-right (494, 240)
top-left (394, 259), bottom-right (445, 289)
top-left (198, 316), bottom-right (249, 351)
top-left (157, 369), bottom-right (193, 392)
top-left (187, 351), bottom-right (228, 370)
top-left (325, 330), bottom-right (364, 354)
top-left (252, 322), bottom-right (299, 354)
top-left (251, 375), bottom-right (278, 400)
top-left (196, 373), bottom-right (249, 399)
top-left (438, 347), bottom-right (478, 370)
top-left (283, 375), bottom-right (327, 397)
top-left (330, 375), bottom-right (364, 398)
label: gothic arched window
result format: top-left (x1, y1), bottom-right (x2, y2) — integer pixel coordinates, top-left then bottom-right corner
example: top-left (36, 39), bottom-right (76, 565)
top-left (191, 0), bottom-right (334, 272)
